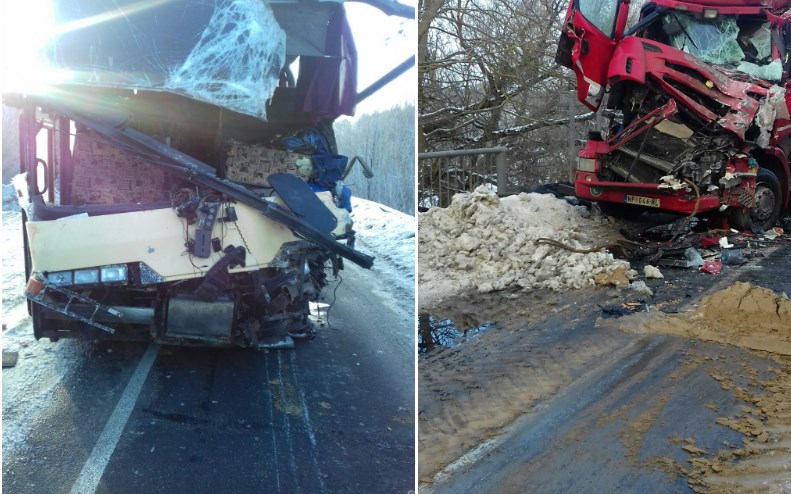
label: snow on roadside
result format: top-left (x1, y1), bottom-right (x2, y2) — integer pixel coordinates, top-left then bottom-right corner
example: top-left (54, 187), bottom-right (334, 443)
top-left (418, 186), bottom-right (629, 307)
top-left (2, 197), bottom-right (91, 455)
top-left (351, 197), bottom-right (415, 295)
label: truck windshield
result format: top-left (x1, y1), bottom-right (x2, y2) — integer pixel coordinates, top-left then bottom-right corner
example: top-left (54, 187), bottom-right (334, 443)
top-left (578, 0), bottom-right (620, 38)
top-left (666, 13), bottom-right (781, 81)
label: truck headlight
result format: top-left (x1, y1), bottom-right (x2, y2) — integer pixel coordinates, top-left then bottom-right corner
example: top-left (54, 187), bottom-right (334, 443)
top-left (100, 265), bottom-right (128, 284)
top-left (577, 157), bottom-right (597, 172)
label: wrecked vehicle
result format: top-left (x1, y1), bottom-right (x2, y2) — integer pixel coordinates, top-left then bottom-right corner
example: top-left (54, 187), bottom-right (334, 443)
top-left (557, 0), bottom-right (791, 230)
top-left (7, 0), bottom-right (412, 348)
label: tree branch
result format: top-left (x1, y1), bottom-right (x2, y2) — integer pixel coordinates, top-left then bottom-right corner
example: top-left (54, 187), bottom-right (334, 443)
top-left (489, 112), bottom-right (594, 138)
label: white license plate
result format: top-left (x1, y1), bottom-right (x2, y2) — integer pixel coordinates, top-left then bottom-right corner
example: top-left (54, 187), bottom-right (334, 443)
top-left (625, 195), bottom-right (660, 208)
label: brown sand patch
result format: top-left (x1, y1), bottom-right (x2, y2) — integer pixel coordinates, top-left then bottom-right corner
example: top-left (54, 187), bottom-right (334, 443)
top-left (604, 283), bottom-right (791, 492)
top-left (616, 282), bottom-right (791, 356)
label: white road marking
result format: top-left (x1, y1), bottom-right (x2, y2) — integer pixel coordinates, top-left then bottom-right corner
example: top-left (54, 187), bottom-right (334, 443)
top-left (70, 344), bottom-right (160, 494)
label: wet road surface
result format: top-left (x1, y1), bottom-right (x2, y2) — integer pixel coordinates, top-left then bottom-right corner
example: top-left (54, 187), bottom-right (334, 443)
top-left (424, 243), bottom-right (791, 493)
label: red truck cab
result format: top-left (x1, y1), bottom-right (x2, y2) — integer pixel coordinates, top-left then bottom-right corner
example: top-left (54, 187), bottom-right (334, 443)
top-left (558, 0), bottom-right (791, 229)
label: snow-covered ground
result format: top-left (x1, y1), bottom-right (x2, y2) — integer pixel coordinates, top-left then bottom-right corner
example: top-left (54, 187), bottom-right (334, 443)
top-left (418, 186), bottom-right (629, 309)
top-left (351, 197), bottom-right (415, 296)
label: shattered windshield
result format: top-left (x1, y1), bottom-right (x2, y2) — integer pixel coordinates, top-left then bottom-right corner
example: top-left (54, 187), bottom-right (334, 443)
top-left (665, 13), bottom-right (782, 81)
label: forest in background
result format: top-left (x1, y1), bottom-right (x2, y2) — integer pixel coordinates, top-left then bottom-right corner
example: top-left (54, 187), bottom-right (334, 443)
top-left (335, 103), bottom-right (416, 215)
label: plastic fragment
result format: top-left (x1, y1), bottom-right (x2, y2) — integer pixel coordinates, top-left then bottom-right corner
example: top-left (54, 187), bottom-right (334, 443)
top-left (700, 260), bottom-right (723, 275)
top-left (700, 235), bottom-right (720, 248)
top-left (685, 247), bottom-right (705, 267)
top-left (721, 249), bottom-right (747, 266)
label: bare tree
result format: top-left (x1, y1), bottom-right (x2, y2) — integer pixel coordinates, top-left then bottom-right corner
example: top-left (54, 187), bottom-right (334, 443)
top-left (419, 0), bottom-right (593, 189)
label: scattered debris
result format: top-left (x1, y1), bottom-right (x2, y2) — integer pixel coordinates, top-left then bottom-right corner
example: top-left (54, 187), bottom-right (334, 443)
top-left (600, 302), bottom-right (649, 318)
top-left (720, 249), bottom-right (747, 266)
top-left (594, 267), bottom-right (635, 289)
top-left (643, 265), bottom-right (664, 279)
top-left (629, 280), bottom-right (654, 298)
top-left (718, 237), bottom-right (734, 249)
top-left (699, 260), bottom-right (722, 275)
top-left (657, 247), bottom-right (704, 269)
top-left (2, 351), bottom-right (18, 368)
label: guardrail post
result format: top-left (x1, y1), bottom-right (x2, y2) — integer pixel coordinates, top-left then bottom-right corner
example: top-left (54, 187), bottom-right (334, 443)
top-left (495, 150), bottom-right (507, 196)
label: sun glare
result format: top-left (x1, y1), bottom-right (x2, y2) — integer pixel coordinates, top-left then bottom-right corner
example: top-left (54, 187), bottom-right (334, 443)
top-left (1, 0), bottom-right (57, 93)
top-left (1, 0), bottom-right (175, 94)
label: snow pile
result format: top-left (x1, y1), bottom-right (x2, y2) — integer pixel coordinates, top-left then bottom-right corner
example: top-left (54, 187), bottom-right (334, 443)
top-left (418, 186), bottom-right (629, 305)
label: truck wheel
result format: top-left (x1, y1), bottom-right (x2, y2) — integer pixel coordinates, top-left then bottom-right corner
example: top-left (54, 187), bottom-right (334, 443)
top-left (731, 169), bottom-right (782, 231)
top-left (596, 201), bottom-right (645, 220)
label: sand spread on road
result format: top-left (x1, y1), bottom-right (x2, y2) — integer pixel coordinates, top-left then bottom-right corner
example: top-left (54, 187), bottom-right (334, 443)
top-left (622, 282), bottom-right (791, 356)
top-left (610, 282), bottom-right (791, 493)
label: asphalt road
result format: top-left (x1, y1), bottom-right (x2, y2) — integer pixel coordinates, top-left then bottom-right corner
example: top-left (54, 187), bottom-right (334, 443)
top-left (426, 243), bottom-right (791, 493)
top-left (2, 259), bottom-right (415, 494)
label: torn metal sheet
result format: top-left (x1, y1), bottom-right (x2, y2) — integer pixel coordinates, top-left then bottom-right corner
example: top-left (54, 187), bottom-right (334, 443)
top-left (755, 85), bottom-right (790, 148)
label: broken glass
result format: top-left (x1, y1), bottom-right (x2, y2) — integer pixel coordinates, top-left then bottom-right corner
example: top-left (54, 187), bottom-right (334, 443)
top-left (46, 0), bottom-right (285, 121)
top-left (666, 13), bottom-right (745, 66)
top-left (745, 23), bottom-right (773, 61)
top-left (737, 59), bottom-right (783, 82)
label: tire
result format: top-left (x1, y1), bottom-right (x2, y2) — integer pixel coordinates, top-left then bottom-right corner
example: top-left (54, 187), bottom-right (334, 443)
top-left (730, 168), bottom-right (782, 231)
top-left (596, 201), bottom-right (646, 220)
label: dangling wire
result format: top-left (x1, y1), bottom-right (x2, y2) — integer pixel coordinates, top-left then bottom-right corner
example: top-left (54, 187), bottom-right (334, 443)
top-left (324, 271), bottom-right (342, 330)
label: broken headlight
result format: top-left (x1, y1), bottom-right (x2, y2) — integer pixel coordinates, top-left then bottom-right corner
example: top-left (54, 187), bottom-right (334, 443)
top-left (47, 271), bottom-right (73, 286)
top-left (47, 264), bottom-right (129, 287)
top-left (100, 265), bottom-right (128, 284)
top-left (73, 269), bottom-right (100, 285)
top-left (576, 157), bottom-right (597, 173)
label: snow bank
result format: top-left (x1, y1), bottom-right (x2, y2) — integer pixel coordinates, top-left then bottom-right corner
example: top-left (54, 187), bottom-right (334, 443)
top-left (351, 197), bottom-right (415, 277)
top-left (418, 186), bottom-right (629, 306)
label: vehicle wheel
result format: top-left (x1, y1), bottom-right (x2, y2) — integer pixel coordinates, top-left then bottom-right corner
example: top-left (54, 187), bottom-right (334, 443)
top-left (596, 201), bottom-right (645, 220)
top-left (730, 168), bottom-right (782, 231)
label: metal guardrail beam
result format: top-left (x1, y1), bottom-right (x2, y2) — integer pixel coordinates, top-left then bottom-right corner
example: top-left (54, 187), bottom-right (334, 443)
top-left (417, 147), bottom-right (508, 159)
top-left (418, 147), bottom-right (510, 207)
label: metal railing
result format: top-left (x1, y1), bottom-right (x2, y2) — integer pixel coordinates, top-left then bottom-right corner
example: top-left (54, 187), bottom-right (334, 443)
top-left (417, 147), bottom-right (509, 208)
